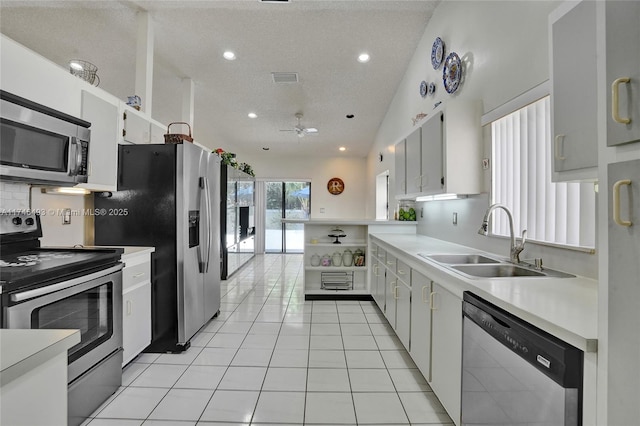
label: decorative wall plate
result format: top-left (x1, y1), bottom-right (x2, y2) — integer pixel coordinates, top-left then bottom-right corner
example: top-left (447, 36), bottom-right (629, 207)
top-left (327, 177), bottom-right (345, 195)
top-left (420, 80), bottom-right (428, 98)
top-left (428, 82), bottom-right (436, 95)
top-left (443, 52), bottom-right (462, 94)
top-left (431, 37), bottom-right (445, 69)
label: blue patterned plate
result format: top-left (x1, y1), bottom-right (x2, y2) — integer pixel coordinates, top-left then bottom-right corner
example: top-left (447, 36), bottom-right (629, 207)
top-left (431, 37), bottom-right (445, 69)
top-left (420, 80), bottom-right (428, 97)
top-left (443, 52), bottom-right (462, 94)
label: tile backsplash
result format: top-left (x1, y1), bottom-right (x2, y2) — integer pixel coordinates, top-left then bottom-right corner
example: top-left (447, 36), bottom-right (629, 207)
top-left (0, 181), bottom-right (30, 210)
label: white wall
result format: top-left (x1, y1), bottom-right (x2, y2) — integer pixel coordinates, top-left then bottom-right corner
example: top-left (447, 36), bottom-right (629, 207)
top-left (235, 151), bottom-right (367, 219)
top-left (363, 1), bottom-right (597, 279)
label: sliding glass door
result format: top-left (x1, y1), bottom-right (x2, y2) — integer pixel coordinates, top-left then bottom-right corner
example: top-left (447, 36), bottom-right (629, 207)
top-left (265, 181), bottom-right (310, 253)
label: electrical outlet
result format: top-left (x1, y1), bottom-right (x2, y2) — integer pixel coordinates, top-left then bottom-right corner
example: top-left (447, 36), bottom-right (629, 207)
top-left (62, 208), bottom-right (72, 225)
top-left (482, 158), bottom-right (490, 170)
top-left (320, 208), bottom-right (326, 214)
top-left (453, 212), bottom-right (458, 225)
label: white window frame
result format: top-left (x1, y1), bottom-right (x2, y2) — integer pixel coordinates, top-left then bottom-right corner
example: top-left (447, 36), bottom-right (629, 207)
top-left (483, 83), bottom-right (596, 250)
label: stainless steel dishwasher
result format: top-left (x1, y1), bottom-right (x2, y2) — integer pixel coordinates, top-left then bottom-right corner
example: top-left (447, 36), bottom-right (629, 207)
top-left (461, 292), bottom-right (583, 425)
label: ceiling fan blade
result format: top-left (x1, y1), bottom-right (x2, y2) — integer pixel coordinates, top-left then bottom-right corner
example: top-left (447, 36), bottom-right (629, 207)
top-left (304, 127), bottom-right (318, 134)
top-left (279, 129), bottom-right (295, 132)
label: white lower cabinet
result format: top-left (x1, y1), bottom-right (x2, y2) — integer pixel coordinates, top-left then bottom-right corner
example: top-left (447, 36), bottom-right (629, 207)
top-left (410, 269), bottom-right (432, 381)
top-left (384, 270), bottom-right (397, 329)
top-left (430, 282), bottom-right (463, 425)
top-left (395, 278), bottom-right (411, 351)
top-left (122, 252), bottom-right (153, 366)
top-left (372, 257), bottom-right (386, 310)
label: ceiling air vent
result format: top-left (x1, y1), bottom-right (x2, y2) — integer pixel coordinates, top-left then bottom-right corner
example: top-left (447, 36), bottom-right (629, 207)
top-left (272, 72), bottom-right (299, 84)
top-left (261, 0), bottom-right (290, 3)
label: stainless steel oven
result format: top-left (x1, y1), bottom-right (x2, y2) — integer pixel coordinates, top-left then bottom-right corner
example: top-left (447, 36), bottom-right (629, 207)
top-left (4, 264), bottom-right (122, 384)
top-left (0, 212), bottom-right (124, 426)
top-left (0, 90), bottom-right (90, 186)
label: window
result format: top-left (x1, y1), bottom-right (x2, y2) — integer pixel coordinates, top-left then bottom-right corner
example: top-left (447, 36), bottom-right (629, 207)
top-left (491, 96), bottom-right (595, 248)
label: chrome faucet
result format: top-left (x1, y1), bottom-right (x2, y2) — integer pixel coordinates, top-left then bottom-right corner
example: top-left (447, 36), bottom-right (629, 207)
top-left (478, 203), bottom-right (527, 264)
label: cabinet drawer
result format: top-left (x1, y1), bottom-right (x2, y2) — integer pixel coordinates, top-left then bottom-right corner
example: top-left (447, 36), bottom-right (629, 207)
top-left (396, 259), bottom-right (410, 284)
top-left (385, 252), bottom-right (397, 272)
top-left (123, 261), bottom-right (150, 290)
top-left (376, 247), bottom-right (386, 262)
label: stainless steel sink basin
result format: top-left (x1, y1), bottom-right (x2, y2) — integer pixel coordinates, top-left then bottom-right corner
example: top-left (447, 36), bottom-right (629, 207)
top-left (423, 253), bottom-right (501, 264)
top-left (452, 264), bottom-right (545, 277)
top-left (451, 263), bottom-right (575, 278)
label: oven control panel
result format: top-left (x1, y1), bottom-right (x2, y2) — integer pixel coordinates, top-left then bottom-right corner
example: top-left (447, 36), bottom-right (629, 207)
top-left (0, 212), bottom-right (40, 235)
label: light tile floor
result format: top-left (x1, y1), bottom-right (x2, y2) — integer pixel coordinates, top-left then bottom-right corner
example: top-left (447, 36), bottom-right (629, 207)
top-left (84, 254), bottom-right (454, 426)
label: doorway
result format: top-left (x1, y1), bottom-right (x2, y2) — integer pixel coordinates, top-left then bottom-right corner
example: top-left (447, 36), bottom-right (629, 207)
top-left (376, 170), bottom-right (390, 220)
top-left (265, 181), bottom-right (311, 253)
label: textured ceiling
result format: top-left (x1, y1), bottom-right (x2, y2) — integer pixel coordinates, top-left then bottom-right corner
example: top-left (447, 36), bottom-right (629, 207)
top-left (0, 0), bottom-right (439, 158)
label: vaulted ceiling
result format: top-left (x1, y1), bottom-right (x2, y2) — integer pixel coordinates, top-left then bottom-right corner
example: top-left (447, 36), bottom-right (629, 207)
top-left (0, 0), bottom-right (439, 157)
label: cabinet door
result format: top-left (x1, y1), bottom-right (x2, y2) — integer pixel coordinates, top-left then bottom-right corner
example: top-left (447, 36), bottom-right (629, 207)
top-left (395, 279), bottom-right (411, 351)
top-left (405, 128), bottom-right (422, 194)
top-left (384, 269), bottom-right (397, 329)
top-left (394, 139), bottom-right (406, 196)
top-left (430, 282), bottom-right (462, 424)
top-left (607, 159), bottom-right (640, 423)
top-left (78, 91), bottom-right (118, 191)
top-left (606, 1), bottom-right (640, 146)
top-left (122, 108), bottom-right (151, 144)
top-left (421, 111), bottom-right (443, 193)
top-left (123, 281), bottom-right (152, 366)
top-left (550, 0), bottom-right (598, 173)
top-left (150, 121), bottom-right (167, 144)
top-left (410, 269), bottom-right (432, 381)
top-left (373, 258), bottom-right (386, 310)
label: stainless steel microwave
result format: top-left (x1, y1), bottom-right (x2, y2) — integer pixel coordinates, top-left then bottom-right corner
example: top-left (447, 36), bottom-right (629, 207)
top-left (0, 90), bottom-right (90, 186)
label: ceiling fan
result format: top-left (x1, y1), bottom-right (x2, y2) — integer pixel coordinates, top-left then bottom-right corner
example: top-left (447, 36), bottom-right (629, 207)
top-left (280, 112), bottom-right (318, 138)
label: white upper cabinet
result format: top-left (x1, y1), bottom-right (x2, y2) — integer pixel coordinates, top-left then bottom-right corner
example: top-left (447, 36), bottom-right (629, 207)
top-left (605, 1), bottom-right (640, 146)
top-left (420, 111), bottom-right (444, 194)
top-left (394, 139), bottom-right (407, 196)
top-left (150, 121), bottom-right (167, 144)
top-left (395, 101), bottom-right (481, 199)
top-left (77, 91), bottom-right (118, 191)
top-left (405, 128), bottom-right (422, 194)
top-left (549, 0), bottom-right (598, 180)
top-left (122, 106), bottom-right (151, 145)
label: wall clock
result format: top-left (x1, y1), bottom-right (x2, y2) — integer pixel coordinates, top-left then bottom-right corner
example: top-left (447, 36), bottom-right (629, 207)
top-left (327, 177), bottom-right (345, 195)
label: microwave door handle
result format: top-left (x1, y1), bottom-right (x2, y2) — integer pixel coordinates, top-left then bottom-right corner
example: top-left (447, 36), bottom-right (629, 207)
top-left (10, 264), bottom-right (123, 302)
top-left (68, 137), bottom-right (83, 176)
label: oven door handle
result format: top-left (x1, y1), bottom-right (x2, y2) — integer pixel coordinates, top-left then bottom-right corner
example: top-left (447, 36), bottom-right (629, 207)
top-left (10, 264), bottom-right (123, 302)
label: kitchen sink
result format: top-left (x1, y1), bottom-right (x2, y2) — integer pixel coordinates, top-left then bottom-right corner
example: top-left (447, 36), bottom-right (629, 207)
top-left (422, 253), bottom-right (501, 264)
top-left (452, 264), bottom-right (545, 277)
top-left (451, 263), bottom-right (575, 279)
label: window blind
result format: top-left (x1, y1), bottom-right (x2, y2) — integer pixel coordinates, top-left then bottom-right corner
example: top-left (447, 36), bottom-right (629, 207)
top-left (491, 96), bottom-right (595, 248)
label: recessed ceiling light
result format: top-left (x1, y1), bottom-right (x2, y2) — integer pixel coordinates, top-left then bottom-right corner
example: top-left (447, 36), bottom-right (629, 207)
top-left (248, 112), bottom-right (257, 119)
top-left (357, 53), bottom-right (370, 63)
top-left (223, 51), bottom-right (236, 61)
top-left (69, 60), bottom-right (84, 71)
top-left (339, 147), bottom-right (346, 152)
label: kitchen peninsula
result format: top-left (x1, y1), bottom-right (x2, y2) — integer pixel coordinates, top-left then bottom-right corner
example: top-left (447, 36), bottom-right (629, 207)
top-left (291, 219), bottom-right (416, 298)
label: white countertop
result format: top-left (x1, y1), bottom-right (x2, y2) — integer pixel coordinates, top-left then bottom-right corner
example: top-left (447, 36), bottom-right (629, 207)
top-left (0, 329), bottom-right (80, 386)
top-left (370, 233), bottom-right (598, 353)
top-left (285, 218), bottom-right (417, 225)
top-left (89, 245), bottom-right (155, 262)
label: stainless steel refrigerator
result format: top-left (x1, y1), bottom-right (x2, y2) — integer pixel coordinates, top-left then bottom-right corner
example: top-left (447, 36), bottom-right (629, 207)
top-left (95, 142), bottom-right (220, 353)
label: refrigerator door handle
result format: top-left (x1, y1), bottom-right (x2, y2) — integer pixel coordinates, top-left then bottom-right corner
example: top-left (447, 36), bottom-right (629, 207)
top-left (203, 176), bottom-right (213, 273)
top-left (197, 177), bottom-right (205, 273)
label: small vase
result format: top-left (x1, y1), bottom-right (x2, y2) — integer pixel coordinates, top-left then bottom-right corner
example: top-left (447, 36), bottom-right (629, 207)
top-left (332, 251), bottom-right (343, 267)
top-left (321, 254), bottom-right (332, 267)
top-left (310, 253), bottom-right (321, 267)
top-left (342, 249), bottom-right (353, 267)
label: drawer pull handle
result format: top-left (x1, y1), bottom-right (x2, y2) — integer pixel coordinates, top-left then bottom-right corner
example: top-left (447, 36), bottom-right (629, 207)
top-left (613, 179), bottom-right (632, 227)
top-left (430, 291), bottom-right (438, 310)
top-left (393, 286), bottom-right (399, 300)
top-left (422, 286), bottom-right (429, 303)
top-left (132, 272), bottom-right (146, 278)
top-left (126, 300), bottom-right (132, 316)
top-left (612, 77), bottom-right (631, 124)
